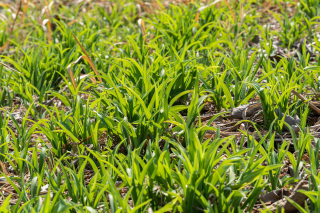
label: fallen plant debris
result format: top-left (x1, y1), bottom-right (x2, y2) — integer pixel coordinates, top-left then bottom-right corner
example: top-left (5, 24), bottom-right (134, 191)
top-left (267, 180), bottom-right (310, 213)
top-left (261, 188), bottom-right (291, 204)
top-left (229, 103), bottom-right (262, 119)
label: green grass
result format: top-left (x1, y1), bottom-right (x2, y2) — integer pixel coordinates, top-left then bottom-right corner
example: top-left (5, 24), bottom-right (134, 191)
top-left (0, 0), bottom-right (320, 212)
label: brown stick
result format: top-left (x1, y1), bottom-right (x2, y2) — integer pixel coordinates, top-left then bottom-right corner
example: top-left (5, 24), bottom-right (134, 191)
top-left (292, 90), bottom-right (320, 114)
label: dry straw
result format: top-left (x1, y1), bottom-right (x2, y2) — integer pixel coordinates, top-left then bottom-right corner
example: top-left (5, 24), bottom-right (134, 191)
top-left (65, 34), bottom-right (103, 91)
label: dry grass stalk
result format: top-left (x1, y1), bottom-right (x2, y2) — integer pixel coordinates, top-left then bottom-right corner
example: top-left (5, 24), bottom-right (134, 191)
top-left (0, 0), bottom-right (22, 52)
top-left (67, 19), bottom-right (78, 26)
top-left (0, 62), bottom-right (24, 75)
top-left (223, 0), bottom-right (236, 22)
top-left (66, 56), bottom-right (81, 91)
top-left (67, 56), bottom-right (98, 91)
top-left (138, 18), bottom-right (148, 43)
top-left (138, 19), bottom-right (146, 37)
top-left (9, 1), bottom-right (22, 36)
top-left (44, 1), bottom-right (52, 43)
top-left (0, 41), bottom-right (10, 52)
top-left (18, 0), bottom-right (29, 26)
top-left (72, 33), bottom-right (103, 84)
